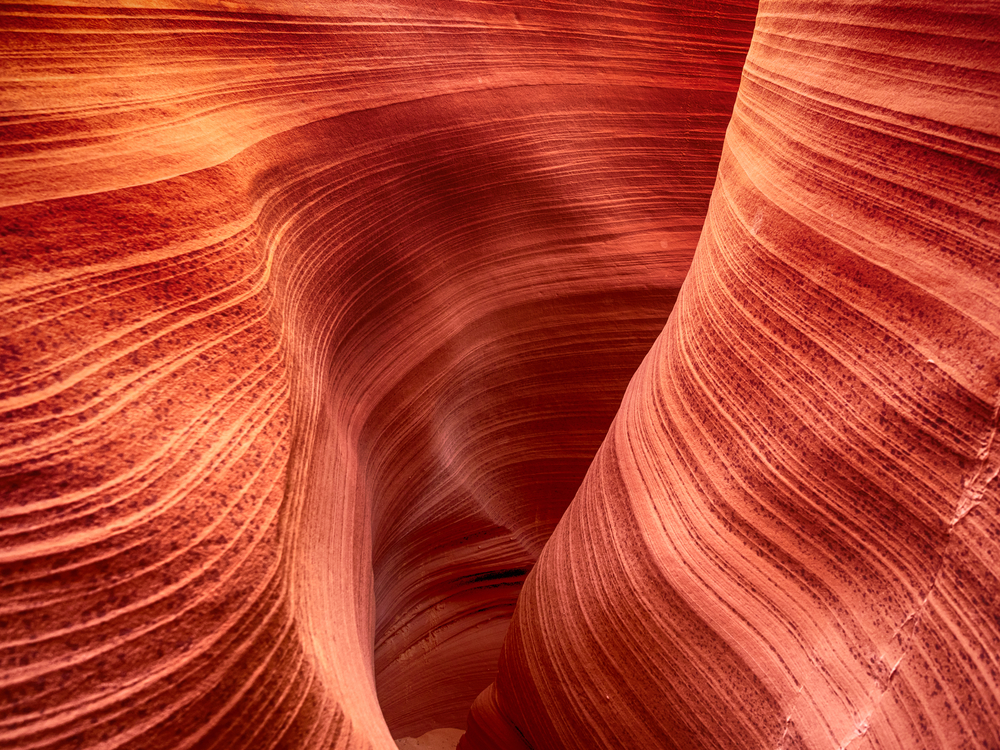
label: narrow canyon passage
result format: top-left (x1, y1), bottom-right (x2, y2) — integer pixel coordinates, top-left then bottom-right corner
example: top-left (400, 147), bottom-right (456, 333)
top-left (1, 0), bottom-right (755, 746)
top-left (259, 79), bottom-right (752, 737)
top-left (2, 1), bottom-right (999, 750)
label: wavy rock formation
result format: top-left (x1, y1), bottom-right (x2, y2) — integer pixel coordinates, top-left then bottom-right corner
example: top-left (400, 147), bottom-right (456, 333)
top-left (0, 1), bottom-right (755, 748)
top-left (463, 1), bottom-right (1000, 749)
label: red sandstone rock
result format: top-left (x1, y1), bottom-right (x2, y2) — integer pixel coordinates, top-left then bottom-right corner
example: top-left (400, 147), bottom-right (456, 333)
top-left (394, 727), bottom-right (464, 749)
top-left (0, 1), bottom-right (754, 747)
top-left (462, 1), bottom-right (1000, 748)
top-left (6, 1), bottom-right (996, 749)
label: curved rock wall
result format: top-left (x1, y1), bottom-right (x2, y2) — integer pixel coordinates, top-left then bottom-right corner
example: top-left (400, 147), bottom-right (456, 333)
top-left (0, 1), bottom-right (755, 747)
top-left (462, 2), bottom-right (1000, 748)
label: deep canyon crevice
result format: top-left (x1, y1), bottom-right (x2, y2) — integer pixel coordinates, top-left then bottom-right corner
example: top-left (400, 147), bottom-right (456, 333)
top-left (1, 1), bottom-right (998, 749)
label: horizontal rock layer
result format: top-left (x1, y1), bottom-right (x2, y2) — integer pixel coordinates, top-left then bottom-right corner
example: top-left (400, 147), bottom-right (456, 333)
top-left (463, 1), bottom-right (1000, 748)
top-left (0, 1), bottom-right (756, 747)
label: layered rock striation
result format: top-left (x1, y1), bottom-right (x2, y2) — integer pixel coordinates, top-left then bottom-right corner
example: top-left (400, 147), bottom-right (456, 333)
top-left (463, 1), bottom-right (1000, 748)
top-left (3, 1), bottom-right (998, 749)
top-left (1, 1), bottom-right (756, 747)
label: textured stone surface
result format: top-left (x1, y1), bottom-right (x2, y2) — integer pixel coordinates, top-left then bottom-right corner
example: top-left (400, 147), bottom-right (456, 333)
top-left (394, 727), bottom-right (464, 750)
top-left (4, 1), bottom-right (998, 749)
top-left (0, 1), bottom-right (755, 747)
top-left (462, 1), bottom-right (1000, 748)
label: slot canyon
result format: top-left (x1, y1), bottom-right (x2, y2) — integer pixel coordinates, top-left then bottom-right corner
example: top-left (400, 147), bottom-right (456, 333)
top-left (0, 0), bottom-right (998, 748)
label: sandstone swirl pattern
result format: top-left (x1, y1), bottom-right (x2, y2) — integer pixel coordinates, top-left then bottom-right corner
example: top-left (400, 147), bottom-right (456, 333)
top-left (0, 1), bottom-right (755, 748)
top-left (463, 2), bottom-right (1000, 749)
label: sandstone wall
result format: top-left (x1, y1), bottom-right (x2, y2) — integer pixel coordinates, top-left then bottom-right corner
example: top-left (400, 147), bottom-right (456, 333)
top-left (463, 2), bottom-right (1000, 748)
top-left (0, 1), bottom-right (755, 747)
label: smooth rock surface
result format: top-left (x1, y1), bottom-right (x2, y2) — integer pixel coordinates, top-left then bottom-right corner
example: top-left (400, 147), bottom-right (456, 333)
top-left (462, 1), bottom-right (1000, 748)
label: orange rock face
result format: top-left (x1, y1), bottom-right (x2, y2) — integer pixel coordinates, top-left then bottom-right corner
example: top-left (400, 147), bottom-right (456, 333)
top-left (0, 1), bottom-right (756, 748)
top-left (462, 2), bottom-right (1000, 749)
top-left (4, 1), bottom-right (998, 749)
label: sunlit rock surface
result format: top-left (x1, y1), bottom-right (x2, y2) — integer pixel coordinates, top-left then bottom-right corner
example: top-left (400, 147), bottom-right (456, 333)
top-left (394, 727), bottom-right (464, 750)
top-left (0, 1), bottom-right (756, 747)
top-left (462, 1), bottom-right (1000, 749)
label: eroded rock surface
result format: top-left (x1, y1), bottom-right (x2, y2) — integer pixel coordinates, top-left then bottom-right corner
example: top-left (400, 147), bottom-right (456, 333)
top-left (0, 1), bottom-right (755, 747)
top-left (462, 2), bottom-right (1000, 748)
